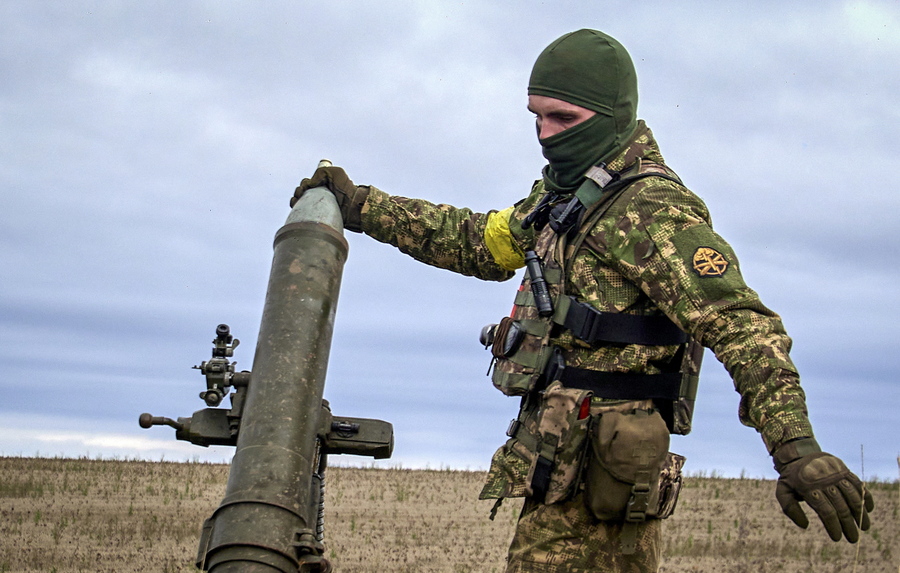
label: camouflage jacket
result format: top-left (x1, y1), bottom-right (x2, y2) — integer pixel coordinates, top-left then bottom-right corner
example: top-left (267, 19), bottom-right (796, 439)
top-left (360, 121), bottom-right (814, 457)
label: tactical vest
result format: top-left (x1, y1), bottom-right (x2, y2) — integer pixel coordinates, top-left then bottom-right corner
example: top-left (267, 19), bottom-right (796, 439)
top-left (486, 165), bottom-right (703, 435)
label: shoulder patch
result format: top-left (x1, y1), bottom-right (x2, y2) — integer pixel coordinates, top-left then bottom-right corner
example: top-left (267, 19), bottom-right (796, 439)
top-left (691, 247), bottom-right (729, 277)
top-left (669, 224), bottom-right (747, 304)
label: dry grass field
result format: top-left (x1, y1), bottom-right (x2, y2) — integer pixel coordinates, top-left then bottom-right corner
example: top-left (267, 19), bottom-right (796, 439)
top-left (0, 456), bottom-right (896, 572)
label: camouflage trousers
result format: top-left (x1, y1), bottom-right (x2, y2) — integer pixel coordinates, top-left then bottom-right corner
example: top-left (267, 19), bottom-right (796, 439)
top-left (505, 493), bottom-right (661, 573)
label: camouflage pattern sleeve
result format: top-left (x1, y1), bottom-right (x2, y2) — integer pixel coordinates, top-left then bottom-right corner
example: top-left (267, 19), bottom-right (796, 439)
top-left (359, 184), bottom-right (543, 281)
top-left (590, 178), bottom-right (815, 453)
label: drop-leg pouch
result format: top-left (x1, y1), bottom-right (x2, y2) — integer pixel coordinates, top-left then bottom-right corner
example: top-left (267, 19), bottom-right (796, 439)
top-left (524, 381), bottom-right (593, 505)
top-left (583, 408), bottom-right (670, 521)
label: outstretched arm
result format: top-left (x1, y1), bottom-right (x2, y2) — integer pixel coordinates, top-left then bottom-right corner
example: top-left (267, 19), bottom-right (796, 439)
top-left (597, 177), bottom-right (873, 543)
top-left (293, 164), bottom-right (522, 281)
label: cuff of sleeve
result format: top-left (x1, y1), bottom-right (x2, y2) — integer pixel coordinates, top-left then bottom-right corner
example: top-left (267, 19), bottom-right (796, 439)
top-left (760, 411), bottom-right (815, 455)
top-left (358, 185), bottom-right (387, 234)
top-left (772, 437), bottom-right (822, 471)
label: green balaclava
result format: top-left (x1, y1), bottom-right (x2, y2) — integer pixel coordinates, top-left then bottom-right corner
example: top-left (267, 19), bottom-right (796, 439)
top-left (529, 29), bottom-right (639, 193)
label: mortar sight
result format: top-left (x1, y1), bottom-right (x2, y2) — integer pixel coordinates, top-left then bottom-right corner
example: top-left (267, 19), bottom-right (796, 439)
top-left (212, 324), bottom-right (235, 357)
top-left (193, 323), bottom-right (242, 407)
top-left (139, 323), bottom-right (249, 447)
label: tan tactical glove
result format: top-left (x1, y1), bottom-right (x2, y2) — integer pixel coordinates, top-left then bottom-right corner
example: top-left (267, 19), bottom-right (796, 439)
top-left (773, 438), bottom-right (874, 543)
top-left (291, 165), bottom-right (370, 233)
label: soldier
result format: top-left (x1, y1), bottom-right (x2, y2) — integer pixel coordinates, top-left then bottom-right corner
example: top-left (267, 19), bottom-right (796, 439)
top-left (291, 29), bottom-right (873, 572)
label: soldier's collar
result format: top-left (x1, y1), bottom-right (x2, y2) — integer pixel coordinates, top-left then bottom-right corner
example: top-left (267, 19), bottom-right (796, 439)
top-left (604, 120), bottom-right (659, 173)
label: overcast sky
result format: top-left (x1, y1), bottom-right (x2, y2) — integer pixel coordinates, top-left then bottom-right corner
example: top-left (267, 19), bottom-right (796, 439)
top-left (1, 1), bottom-right (898, 481)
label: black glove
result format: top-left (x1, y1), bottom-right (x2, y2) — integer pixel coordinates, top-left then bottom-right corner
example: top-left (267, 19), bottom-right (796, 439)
top-left (291, 165), bottom-right (370, 233)
top-left (774, 439), bottom-right (874, 543)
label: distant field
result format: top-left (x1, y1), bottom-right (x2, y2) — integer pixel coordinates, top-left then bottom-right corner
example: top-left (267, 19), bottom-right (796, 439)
top-left (0, 457), bottom-right (896, 572)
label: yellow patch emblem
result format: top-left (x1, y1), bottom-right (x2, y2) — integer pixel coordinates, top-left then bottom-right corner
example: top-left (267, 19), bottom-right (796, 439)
top-left (692, 247), bottom-right (729, 277)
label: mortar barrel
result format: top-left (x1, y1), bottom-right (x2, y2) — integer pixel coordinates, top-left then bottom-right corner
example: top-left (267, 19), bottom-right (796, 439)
top-left (200, 165), bottom-right (346, 572)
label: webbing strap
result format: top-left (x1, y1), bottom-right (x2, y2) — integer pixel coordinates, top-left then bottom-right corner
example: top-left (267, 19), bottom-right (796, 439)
top-left (559, 367), bottom-right (681, 401)
top-left (620, 522), bottom-right (639, 554)
top-left (563, 169), bottom-right (684, 282)
top-left (530, 433), bottom-right (558, 503)
top-left (556, 296), bottom-right (687, 346)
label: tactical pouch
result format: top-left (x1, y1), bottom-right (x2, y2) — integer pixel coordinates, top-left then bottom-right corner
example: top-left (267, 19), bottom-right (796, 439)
top-left (524, 381), bottom-right (593, 505)
top-left (583, 408), bottom-right (670, 521)
top-left (490, 314), bottom-right (556, 397)
top-left (488, 236), bottom-right (562, 397)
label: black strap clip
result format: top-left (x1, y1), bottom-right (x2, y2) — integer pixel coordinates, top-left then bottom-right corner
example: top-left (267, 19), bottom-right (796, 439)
top-left (521, 192), bottom-right (561, 231)
top-left (548, 197), bottom-right (585, 238)
top-left (542, 347), bottom-right (566, 387)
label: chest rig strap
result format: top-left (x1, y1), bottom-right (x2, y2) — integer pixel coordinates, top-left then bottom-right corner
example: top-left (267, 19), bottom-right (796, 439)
top-left (541, 166), bottom-right (692, 407)
top-left (559, 368), bottom-right (681, 401)
top-left (490, 165), bottom-right (695, 403)
top-left (553, 296), bottom-right (688, 346)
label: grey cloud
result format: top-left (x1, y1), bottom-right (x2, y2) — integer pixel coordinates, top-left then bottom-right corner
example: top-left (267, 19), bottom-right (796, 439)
top-left (1, 0), bottom-right (897, 478)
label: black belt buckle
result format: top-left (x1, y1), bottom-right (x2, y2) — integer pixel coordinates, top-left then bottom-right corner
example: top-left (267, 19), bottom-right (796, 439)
top-left (506, 419), bottom-right (521, 438)
top-left (573, 299), bottom-right (599, 342)
top-left (543, 347), bottom-right (566, 385)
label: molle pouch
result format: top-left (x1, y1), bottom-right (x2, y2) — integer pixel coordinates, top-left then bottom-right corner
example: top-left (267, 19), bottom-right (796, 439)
top-left (583, 408), bottom-right (670, 521)
top-left (525, 381), bottom-right (593, 505)
top-left (488, 317), bottom-right (555, 396)
top-left (486, 260), bottom-right (563, 397)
